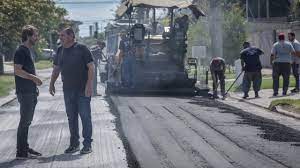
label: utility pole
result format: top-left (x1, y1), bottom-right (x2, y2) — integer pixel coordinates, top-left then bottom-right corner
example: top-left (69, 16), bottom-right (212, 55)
top-left (209, 0), bottom-right (223, 58)
top-left (94, 22), bottom-right (99, 39)
top-left (266, 0), bottom-right (270, 19)
top-left (89, 25), bottom-right (93, 37)
top-left (0, 41), bottom-right (3, 75)
top-left (246, 0), bottom-right (249, 21)
top-left (258, 0), bottom-right (261, 19)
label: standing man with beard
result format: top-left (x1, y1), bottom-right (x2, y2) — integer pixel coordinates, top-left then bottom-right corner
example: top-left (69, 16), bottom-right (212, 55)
top-left (14, 25), bottom-right (43, 159)
top-left (49, 27), bottom-right (95, 154)
top-left (271, 33), bottom-right (296, 96)
top-left (288, 32), bottom-right (300, 93)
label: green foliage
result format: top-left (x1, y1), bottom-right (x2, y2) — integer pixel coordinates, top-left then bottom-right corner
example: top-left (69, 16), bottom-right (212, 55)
top-left (226, 76), bottom-right (296, 92)
top-left (0, 75), bottom-right (15, 97)
top-left (187, 1), bottom-right (247, 65)
top-left (291, 0), bottom-right (300, 18)
top-left (223, 6), bottom-right (247, 65)
top-left (0, 0), bottom-right (67, 59)
top-left (187, 19), bottom-right (211, 64)
top-left (187, 19), bottom-right (210, 48)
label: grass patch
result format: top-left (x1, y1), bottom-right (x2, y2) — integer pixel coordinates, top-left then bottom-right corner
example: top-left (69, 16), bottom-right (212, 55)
top-left (261, 77), bottom-right (296, 89)
top-left (269, 99), bottom-right (300, 113)
top-left (35, 60), bottom-right (53, 70)
top-left (0, 75), bottom-right (15, 97)
top-left (225, 77), bottom-right (296, 92)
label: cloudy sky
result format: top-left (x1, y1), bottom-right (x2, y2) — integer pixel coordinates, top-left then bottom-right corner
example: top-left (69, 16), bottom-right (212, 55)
top-left (56, 0), bottom-right (119, 37)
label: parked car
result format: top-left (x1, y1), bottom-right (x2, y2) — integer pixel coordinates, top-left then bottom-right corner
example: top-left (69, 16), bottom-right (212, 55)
top-left (42, 49), bottom-right (55, 61)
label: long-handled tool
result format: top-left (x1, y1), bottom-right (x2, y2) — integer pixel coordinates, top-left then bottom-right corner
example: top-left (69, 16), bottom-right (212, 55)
top-left (224, 70), bottom-right (244, 97)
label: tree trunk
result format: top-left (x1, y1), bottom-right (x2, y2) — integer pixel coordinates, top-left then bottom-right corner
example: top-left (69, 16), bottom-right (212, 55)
top-left (0, 54), bottom-right (4, 75)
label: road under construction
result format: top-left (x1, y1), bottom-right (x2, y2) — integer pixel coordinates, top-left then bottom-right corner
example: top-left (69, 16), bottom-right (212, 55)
top-left (102, 1), bottom-right (300, 167)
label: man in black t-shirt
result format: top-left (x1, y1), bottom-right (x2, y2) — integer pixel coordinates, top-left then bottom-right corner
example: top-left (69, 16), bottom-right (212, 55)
top-left (240, 42), bottom-right (264, 99)
top-left (49, 27), bottom-right (95, 154)
top-left (14, 25), bottom-right (43, 159)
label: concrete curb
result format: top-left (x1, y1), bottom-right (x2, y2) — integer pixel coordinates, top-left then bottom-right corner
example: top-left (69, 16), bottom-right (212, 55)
top-left (0, 93), bottom-right (17, 107)
top-left (228, 95), bottom-right (300, 120)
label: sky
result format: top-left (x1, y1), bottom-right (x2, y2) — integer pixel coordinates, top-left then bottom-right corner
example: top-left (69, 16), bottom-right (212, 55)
top-left (56, 0), bottom-right (119, 37)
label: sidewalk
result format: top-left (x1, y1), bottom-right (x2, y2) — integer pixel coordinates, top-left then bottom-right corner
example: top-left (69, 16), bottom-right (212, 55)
top-left (229, 89), bottom-right (300, 119)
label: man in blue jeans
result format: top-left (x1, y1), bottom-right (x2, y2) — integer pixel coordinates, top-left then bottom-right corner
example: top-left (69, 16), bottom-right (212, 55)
top-left (49, 27), bottom-right (95, 154)
top-left (14, 25), bottom-right (43, 159)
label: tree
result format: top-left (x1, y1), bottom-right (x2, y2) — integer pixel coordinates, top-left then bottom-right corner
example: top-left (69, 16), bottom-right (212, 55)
top-left (223, 5), bottom-right (247, 65)
top-left (291, 0), bottom-right (300, 18)
top-left (188, 0), bottom-right (247, 65)
top-left (0, 0), bottom-right (67, 61)
top-left (187, 19), bottom-right (211, 64)
top-left (0, 53), bottom-right (3, 75)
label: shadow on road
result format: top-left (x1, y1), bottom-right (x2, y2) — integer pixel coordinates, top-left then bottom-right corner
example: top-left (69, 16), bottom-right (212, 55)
top-left (189, 97), bottom-right (300, 145)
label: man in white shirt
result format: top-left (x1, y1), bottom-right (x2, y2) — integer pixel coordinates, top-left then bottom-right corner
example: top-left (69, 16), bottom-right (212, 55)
top-left (270, 33), bottom-right (296, 96)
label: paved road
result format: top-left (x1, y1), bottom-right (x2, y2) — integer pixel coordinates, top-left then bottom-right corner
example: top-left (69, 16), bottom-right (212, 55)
top-left (0, 77), bottom-right (129, 168)
top-left (111, 95), bottom-right (300, 168)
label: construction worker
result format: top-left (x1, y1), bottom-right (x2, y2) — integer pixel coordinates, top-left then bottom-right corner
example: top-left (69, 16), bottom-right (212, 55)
top-left (288, 32), bottom-right (300, 93)
top-left (210, 57), bottom-right (226, 99)
top-left (240, 42), bottom-right (264, 99)
top-left (117, 32), bottom-right (136, 88)
top-left (90, 43), bottom-right (100, 92)
top-left (271, 33), bottom-right (296, 96)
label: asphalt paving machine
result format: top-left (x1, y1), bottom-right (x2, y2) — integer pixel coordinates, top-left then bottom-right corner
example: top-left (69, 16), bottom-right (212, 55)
top-left (104, 0), bottom-right (205, 95)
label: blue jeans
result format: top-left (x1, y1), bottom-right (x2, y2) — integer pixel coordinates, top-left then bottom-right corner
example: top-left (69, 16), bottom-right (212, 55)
top-left (17, 93), bottom-right (37, 154)
top-left (63, 91), bottom-right (93, 147)
top-left (121, 56), bottom-right (136, 87)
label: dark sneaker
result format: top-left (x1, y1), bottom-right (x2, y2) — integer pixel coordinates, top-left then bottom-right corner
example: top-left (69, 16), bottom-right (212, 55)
top-left (28, 148), bottom-right (42, 156)
top-left (80, 146), bottom-right (92, 154)
top-left (243, 93), bottom-right (249, 99)
top-left (282, 92), bottom-right (287, 96)
top-left (255, 92), bottom-right (259, 98)
top-left (213, 95), bottom-right (219, 99)
top-left (64, 145), bottom-right (80, 154)
top-left (291, 88), bottom-right (299, 93)
top-left (16, 152), bottom-right (28, 160)
top-left (16, 152), bottom-right (36, 160)
top-left (273, 93), bottom-right (278, 97)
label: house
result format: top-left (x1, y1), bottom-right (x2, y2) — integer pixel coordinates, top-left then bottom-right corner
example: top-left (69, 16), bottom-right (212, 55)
top-left (245, 0), bottom-right (296, 67)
